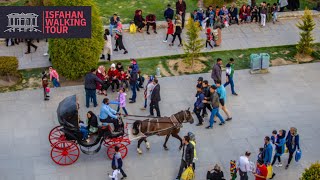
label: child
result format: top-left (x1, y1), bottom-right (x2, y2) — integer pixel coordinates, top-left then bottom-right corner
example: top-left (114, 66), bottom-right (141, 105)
top-left (163, 18), bottom-right (174, 42)
top-left (41, 72), bottom-right (50, 101)
top-left (79, 120), bottom-right (89, 142)
top-left (246, 5), bottom-right (252, 23)
top-left (119, 70), bottom-right (129, 90)
top-left (272, 3), bottom-right (278, 24)
top-left (108, 165), bottom-right (120, 180)
top-left (205, 27), bottom-right (213, 48)
top-left (116, 87), bottom-right (129, 116)
top-left (251, 5), bottom-right (259, 22)
top-left (271, 129), bottom-right (277, 144)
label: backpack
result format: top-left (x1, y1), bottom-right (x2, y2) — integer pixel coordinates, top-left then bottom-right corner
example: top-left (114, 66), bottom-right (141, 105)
top-left (129, 22), bottom-right (137, 33)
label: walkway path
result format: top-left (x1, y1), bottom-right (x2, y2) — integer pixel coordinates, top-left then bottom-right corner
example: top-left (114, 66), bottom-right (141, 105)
top-left (1, 63), bottom-right (320, 180)
top-left (0, 17), bottom-right (320, 69)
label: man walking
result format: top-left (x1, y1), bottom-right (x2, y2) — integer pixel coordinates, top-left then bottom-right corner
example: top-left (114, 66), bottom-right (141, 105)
top-left (150, 78), bottom-right (161, 117)
top-left (176, 0), bottom-right (187, 28)
top-left (263, 136), bottom-right (273, 166)
top-left (203, 85), bottom-right (225, 129)
top-left (216, 80), bottom-right (232, 121)
top-left (224, 58), bottom-right (238, 96)
top-left (164, 4), bottom-right (174, 20)
top-left (175, 136), bottom-right (194, 180)
top-left (112, 146), bottom-right (127, 179)
top-left (129, 65), bottom-right (137, 103)
top-left (201, 80), bottom-right (212, 118)
top-left (84, 68), bottom-right (103, 108)
top-left (237, 151), bottom-right (252, 180)
top-left (194, 84), bottom-right (205, 126)
top-left (25, 39), bottom-right (37, 54)
top-left (211, 58), bottom-right (222, 84)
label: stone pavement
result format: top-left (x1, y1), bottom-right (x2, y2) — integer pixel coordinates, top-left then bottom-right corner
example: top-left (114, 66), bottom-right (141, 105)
top-left (1, 62), bottom-right (320, 180)
top-left (0, 17), bottom-right (320, 70)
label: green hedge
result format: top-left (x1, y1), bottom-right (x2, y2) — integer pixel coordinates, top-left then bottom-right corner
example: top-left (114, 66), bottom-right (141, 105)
top-left (0, 56), bottom-right (19, 76)
top-left (49, 0), bottom-right (104, 80)
top-left (203, 0), bottom-right (224, 8)
top-left (301, 162), bottom-right (320, 180)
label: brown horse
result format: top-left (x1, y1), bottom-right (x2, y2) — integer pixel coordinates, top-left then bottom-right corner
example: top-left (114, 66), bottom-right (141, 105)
top-left (132, 109), bottom-right (194, 154)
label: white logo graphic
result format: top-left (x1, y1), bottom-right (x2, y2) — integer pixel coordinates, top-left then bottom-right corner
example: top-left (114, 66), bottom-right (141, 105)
top-left (4, 12), bottom-right (41, 32)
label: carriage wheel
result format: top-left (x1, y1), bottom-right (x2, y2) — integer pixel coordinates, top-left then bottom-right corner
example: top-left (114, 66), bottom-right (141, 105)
top-left (104, 137), bottom-right (131, 147)
top-left (48, 126), bottom-right (66, 146)
top-left (106, 143), bottom-right (128, 160)
top-left (50, 141), bottom-right (80, 166)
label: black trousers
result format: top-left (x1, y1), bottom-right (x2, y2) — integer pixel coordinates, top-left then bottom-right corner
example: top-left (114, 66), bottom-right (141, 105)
top-left (111, 79), bottom-right (120, 90)
top-left (146, 22), bottom-right (156, 32)
top-left (251, 14), bottom-right (259, 22)
top-left (119, 167), bottom-right (127, 177)
top-left (239, 169), bottom-right (248, 180)
top-left (272, 153), bottom-right (281, 165)
top-left (27, 41), bottom-right (37, 53)
top-left (202, 103), bottom-right (212, 116)
top-left (150, 101), bottom-right (160, 117)
top-left (100, 117), bottom-right (119, 131)
top-left (288, 151), bottom-right (294, 165)
top-left (194, 107), bottom-right (203, 124)
top-left (206, 40), bottom-right (213, 48)
top-left (181, 12), bottom-right (186, 28)
top-left (177, 160), bottom-right (187, 179)
top-left (165, 34), bottom-right (174, 41)
top-left (172, 33), bottom-right (182, 45)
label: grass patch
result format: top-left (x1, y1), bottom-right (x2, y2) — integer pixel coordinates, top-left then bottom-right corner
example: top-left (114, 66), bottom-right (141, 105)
top-left (1, 43), bottom-right (320, 93)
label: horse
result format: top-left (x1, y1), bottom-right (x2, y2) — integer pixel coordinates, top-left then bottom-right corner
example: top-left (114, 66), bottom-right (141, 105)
top-left (132, 109), bottom-right (194, 154)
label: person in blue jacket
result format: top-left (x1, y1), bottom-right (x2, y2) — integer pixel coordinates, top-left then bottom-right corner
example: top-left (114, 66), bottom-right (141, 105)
top-left (285, 127), bottom-right (300, 169)
top-left (99, 98), bottom-right (119, 131)
top-left (194, 84), bottom-right (205, 126)
top-left (263, 136), bottom-right (273, 166)
top-left (270, 129), bottom-right (286, 179)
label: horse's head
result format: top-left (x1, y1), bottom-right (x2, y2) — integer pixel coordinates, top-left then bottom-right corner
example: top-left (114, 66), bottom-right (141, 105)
top-left (175, 108), bottom-right (194, 124)
top-left (132, 120), bottom-right (141, 135)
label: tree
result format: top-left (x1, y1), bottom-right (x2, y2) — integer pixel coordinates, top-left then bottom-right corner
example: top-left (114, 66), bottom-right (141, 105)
top-left (296, 8), bottom-right (315, 57)
top-left (183, 18), bottom-right (204, 70)
top-left (49, 0), bottom-right (104, 80)
top-left (300, 162), bottom-right (320, 180)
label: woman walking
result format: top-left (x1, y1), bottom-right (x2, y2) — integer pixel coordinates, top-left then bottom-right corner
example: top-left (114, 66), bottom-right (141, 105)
top-left (49, 66), bottom-right (60, 87)
top-left (114, 22), bottom-right (128, 54)
top-left (270, 129), bottom-right (286, 179)
top-left (169, 11), bottom-right (183, 47)
top-left (101, 29), bottom-right (112, 61)
top-left (285, 127), bottom-right (300, 169)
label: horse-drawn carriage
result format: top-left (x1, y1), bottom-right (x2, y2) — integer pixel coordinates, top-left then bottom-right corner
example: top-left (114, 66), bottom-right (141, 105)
top-left (48, 95), bottom-right (130, 166)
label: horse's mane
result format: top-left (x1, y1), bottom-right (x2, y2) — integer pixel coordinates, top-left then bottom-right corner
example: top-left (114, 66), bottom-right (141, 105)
top-left (132, 120), bottom-right (141, 135)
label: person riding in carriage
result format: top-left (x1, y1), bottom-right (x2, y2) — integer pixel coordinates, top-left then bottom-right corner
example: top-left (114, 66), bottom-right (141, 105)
top-left (99, 98), bottom-right (121, 132)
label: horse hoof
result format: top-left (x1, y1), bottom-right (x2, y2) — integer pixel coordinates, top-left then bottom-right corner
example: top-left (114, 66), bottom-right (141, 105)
top-left (146, 142), bottom-right (150, 150)
top-left (137, 148), bottom-right (142, 154)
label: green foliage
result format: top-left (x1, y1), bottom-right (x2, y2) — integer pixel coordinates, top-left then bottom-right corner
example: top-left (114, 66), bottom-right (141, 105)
top-left (296, 8), bottom-right (315, 57)
top-left (0, 56), bottom-right (19, 76)
top-left (49, 0), bottom-right (104, 80)
top-left (300, 162), bottom-right (320, 180)
top-left (183, 18), bottom-right (204, 69)
top-left (203, 0), bottom-right (224, 8)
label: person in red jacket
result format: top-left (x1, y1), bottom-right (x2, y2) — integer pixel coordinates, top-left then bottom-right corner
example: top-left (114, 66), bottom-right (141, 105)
top-left (118, 70), bottom-right (129, 91)
top-left (205, 27), bottom-right (213, 48)
top-left (163, 18), bottom-right (174, 42)
top-left (146, 14), bottom-right (157, 35)
top-left (253, 159), bottom-right (268, 180)
top-left (107, 63), bottom-right (120, 92)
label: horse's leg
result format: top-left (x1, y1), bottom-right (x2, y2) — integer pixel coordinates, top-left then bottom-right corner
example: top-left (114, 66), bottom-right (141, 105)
top-left (137, 138), bottom-right (144, 154)
top-left (172, 133), bottom-right (183, 150)
top-left (163, 134), bottom-right (170, 150)
top-left (144, 138), bottom-right (151, 150)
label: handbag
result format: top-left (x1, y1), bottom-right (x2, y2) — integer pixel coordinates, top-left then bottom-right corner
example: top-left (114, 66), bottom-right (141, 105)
top-left (295, 150), bottom-right (302, 162)
top-left (267, 165), bottom-right (273, 179)
top-left (181, 166), bottom-right (195, 180)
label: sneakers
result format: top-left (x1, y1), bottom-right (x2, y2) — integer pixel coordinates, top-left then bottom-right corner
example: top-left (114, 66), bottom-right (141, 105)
top-left (219, 122), bottom-right (225, 126)
top-left (140, 107), bottom-right (146, 110)
top-left (163, 40), bottom-right (168, 43)
top-left (232, 93), bottom-right (238, 96)
top-left (226, 117), bottom-right (232, 121)
top-left (129, 101), bottom-right (135, 103)
top-left (275, 162), bottom-right (283, 167)
top-left (169, 43), bottom-right (174, 46)
top-left (205, 126), bottom-right (213, 129)
top-left (124, 50), bottom-right (128, 54)
top-left (285, 164), bottom-right (289, 169)
top-left (178, 44), bottom-right (183, 47)
top-left (196, 123), bottom-right (203, 126)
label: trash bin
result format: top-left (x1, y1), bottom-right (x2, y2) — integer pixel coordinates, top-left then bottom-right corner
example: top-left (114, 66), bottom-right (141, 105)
top-left (250, 54), bottom-right (261, 70)
top-left (260, 53), bottom-right (270, 69)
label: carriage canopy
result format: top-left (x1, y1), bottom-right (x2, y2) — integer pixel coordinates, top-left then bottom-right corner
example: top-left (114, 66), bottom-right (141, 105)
top-left (56, 95), bottom-right (79, 130)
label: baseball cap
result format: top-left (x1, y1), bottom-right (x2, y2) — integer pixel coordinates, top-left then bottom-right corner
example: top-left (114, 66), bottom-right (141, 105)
top-left (197, 77), bottom-right (203, 81)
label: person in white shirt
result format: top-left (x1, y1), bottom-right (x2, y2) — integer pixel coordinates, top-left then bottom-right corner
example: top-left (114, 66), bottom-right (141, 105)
top-left (237, 151), bottom-right (251, 180)
top-left (108, 166), bottom-right (121, 180)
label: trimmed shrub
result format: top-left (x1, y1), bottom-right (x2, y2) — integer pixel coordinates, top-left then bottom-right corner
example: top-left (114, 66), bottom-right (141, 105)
top-left (0, 56), bottom-right (19, 76)
top-left (48, 0), bottom-right (104, 80)
top-left (296, 8), bottom-right (315, 57)
top-left (203, 0), bottom-right (224, 8)
top-left (300, 162), bottom-right (320, 180)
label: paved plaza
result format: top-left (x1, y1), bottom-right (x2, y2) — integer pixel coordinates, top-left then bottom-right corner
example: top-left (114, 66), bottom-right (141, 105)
top-left (0, 63), bottom-right (320, 180)
top-left (1, 17), bottom-right (320, 69)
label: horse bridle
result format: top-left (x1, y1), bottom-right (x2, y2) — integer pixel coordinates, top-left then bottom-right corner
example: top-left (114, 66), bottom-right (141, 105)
top-left (174, 110), bottom-right (189, 124)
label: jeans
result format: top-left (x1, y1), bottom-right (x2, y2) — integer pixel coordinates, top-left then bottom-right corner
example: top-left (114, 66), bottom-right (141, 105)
top-left (52, 78), bottom-right (60, 87)
top-left (109, 24), bottom-right (117, 36)
top-left (130, 83), bottom-right (137, 102)
top-left (272, 12), bottom-right (277, 22)
top-left (224, 76), bottom-right (235, 94)
top-left (117, 106), bottom-right (128, 115)
top-left (85, 89), bottom-right (97, 108)
top-left (193, 107), bottom-right (203, 124)
top-left (80, 126), bottom-right (89, 139)
top-left (111, 79), bottom-right (119, 90)
top-left (144, 99), bottom-right (147, 108)
top-left (150, 101), bottom-right (161, 117)
top-left (209, 108), bottom-right (224, 127)
top-left (261, 14), bottom-right (266, 26)
top-left (272, 153), bottom-right (281, 165)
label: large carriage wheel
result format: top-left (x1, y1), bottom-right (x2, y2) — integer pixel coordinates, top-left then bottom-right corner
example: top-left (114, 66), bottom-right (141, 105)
top-left (106, 143), bottom-right (128, 160)
top-left (50, 141), bottom-right (80, 166)
top-left (104, 137), bottom-right (131, 147)
top-left (48, 126), bottom-right (66, 145)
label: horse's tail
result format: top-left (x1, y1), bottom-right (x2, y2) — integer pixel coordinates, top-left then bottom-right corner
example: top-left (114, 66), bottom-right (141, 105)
top-left (132, 120), bottom-right (141, 135)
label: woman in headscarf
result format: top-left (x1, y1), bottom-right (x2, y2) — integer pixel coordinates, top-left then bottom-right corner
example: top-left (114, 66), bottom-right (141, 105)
top-left (270, 129), bottom-right (287, 178)
top-left (114, 22), bottom-right (128, 54)
top-left (285, 127), bottom-right (300, 169)
top-left (87, 111), bottom-right (98, 133)
top-left (96, 65), bottom-right (107, 95)
top-left (169, 11), bottom-right (183, 47)
top-left (134, 10), bottom-right (146, 32)
top-left (101, 29), bottom-right (112, 61)
top-left (206, 164), bottom-right (225, 180)
top-left (212, 19), bottom-right (222, 47)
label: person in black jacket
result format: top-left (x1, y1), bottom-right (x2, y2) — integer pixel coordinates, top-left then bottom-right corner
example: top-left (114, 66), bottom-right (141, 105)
top-left (109, 14), bottom-right (120, 36)
top-left (201, 80), bottom-right (212, 118)
top-left (164, 4), bottom-right (174, 20)
top-left (207, 164), bottom-right (225, 180)
top-left (128, 65), bottom-right (138, 103)
top-left (149, 78), bottom-right (161, 117)
top-left (84, 68), bottom-right (103, 108)
top-left (175, 136), bottom-right (194, 180)
top-left (25, 39), bottom-right (37, 54)
top-left (86, 111), bottom-right (98, 133)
